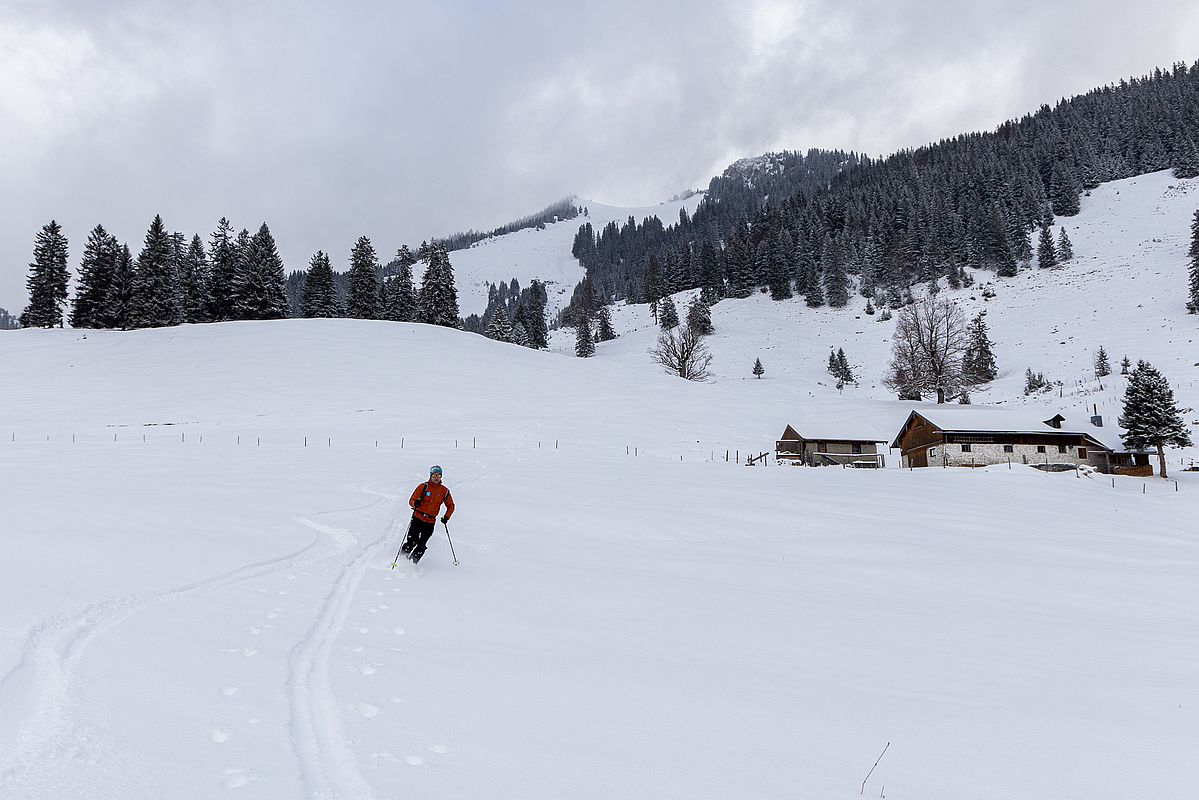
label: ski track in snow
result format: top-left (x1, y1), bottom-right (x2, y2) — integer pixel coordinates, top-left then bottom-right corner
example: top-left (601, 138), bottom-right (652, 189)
top-left (0, 491), bottom-right (389, 792)
top-left (286, 501), bottom-right (401, 800)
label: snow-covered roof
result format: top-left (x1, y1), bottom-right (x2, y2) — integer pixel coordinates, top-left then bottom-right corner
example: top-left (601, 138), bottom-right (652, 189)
top-left (779, 423), bottom-right (890, 443)
top-left (892, 404), bottom-right (1143, 452)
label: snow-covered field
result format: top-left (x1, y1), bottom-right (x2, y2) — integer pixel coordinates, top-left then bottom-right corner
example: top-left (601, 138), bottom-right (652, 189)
top-left (2, 171), bottom-right (1198, 799)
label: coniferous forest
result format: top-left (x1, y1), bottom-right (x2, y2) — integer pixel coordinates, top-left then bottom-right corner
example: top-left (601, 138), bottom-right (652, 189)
top-left (565, 61), bottom-right (1199, 319)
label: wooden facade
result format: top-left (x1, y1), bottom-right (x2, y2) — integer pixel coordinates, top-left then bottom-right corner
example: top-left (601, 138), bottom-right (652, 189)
top-left (889, 410), bottom-right (1145, 472)
top-left (776, 425), bottom-right (885, 468)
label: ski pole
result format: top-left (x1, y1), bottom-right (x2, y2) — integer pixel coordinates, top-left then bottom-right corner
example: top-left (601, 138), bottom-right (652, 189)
top-left (443, 520), bottom-right (460, 566)
top-left (391, 540), bottom-right (405, 569)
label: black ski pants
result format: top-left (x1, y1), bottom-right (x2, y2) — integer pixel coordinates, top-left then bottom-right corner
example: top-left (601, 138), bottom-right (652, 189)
top-left (401, 517), bottom-right (436, 563)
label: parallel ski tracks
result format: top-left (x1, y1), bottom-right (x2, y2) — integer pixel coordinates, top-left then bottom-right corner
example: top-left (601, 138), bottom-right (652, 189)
top-left (0, 490), bottom-right (390, 793)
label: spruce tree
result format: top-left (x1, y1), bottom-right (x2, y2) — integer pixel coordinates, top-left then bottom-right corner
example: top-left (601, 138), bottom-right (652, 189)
top-left (346, 236), bottom-right (381, 319)
top-left (418, 245), bottom-right (461, 328)
top-left (753, 357), bottom-right (764, 378)
top-left (698, 242), bottom-right (722, 303)
top-left (1057, 227), bottom-right (1074, 262)
top-left (767, 229), bottom-right (793, 300)
top-left (70, 224), bottom-right (118, 329)
top-left (1120, 355), bottom-right (1132, 374)
top-left (823, 237), bottom-right (849, 307)
top-left (1094, 346), bottom-right (1111, 378)
top-left (20, 220), bottom-right (70, 328)
top-left (383, 246), bottom-right (418, 322)
top-left (129, 214), bottom-right (179, 328)
top-left (962, 312), bottom-right (998, 384)
top-left (521, 279), bottom-right (549, 348)
top-left (106, 244), bottom-right (135, 330)
top-left (301, 251), bottom-right (341, 317)
top-left (685, 296), bottom-right (713, 335)
top-left (484, 303), bottom-right (514, 342)
top-left (510, 321), bottom-right (532, 348)
top-left (1050, 159), bottom-right (1081, 216)
top-left (596, 304), bottom-right (617, 341)
top-left (1188, 209), bottom-right (1199, 313)
top-left (1118, 361), bottom-right (1193, 478)
top-left (836, 348), bottom-right (855, 384)
top-left (206, 218), bottom-right (237, 321)
top-left (575, 315), bottom-right (595, 357)
top-left (179, 234), bottom-right (211, 323)
top-left (233, 223), bottom-right (289, 320)
top-left (658, 295), bottom-right (679, 330)
top-left (1037, 224), bottom-right (1058, 269)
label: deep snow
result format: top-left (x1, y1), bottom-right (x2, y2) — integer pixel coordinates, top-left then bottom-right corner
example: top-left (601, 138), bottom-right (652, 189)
top-left (1, 171), bottom-right (1197, 799)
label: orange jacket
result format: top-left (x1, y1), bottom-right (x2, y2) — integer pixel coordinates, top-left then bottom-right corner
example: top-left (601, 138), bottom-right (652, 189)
top-left (411, 481), bottom-right (454, 523)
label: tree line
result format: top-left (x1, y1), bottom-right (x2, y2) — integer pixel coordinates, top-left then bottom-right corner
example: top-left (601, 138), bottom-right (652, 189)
top-left (14, 217), bottom-right (521, 338)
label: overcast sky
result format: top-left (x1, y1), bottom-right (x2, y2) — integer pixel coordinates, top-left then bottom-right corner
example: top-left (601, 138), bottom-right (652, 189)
top-left (1, 0), bottom-right (1197, 313)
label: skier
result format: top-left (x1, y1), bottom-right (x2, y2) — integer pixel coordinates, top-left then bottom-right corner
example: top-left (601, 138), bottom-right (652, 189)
top-left (399, 465), bottom-right (455, 564)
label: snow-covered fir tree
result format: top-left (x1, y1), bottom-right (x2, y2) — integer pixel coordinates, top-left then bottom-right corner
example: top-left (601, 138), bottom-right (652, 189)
top-left (686, 296), bottom-right (713, 335)
top-left (1188, 209), bottom-right (1199, 313)
top-left (206, 218), bottom-right (238, 321)
top-left (658, 295), bottom-right (679, 330)
top-left (1118, 361), bottom-right (1193, 478)
top-left (827, 347), bottom-right (855, 386)
top-left (1120, 355), bottom-right (1132, 374)
top-left (382, 246), bottom-right (418, 322)
top-left (1094, 346), bottom-right (1111, 378)
top-left (1037, 224), bottom-right (1058, 269)
top-left (767, 229), bottom-right (793, 300)
top-left (484, 303), bottom-right (514, 343)
top-left (70, 224), bottom-right (118, 329)
top-left (129, 214), bottom-right (180, 328)
top-left (179, 234), bottom-right (211, 324)
top-left (418, 245), bottom-right (461, 328)
top-left (823, 237), bottom-right (850, 307)
top-left (962, 312), bottom-right (998, 384)
top-left (106, 244), bottom-right (135, 330)
top-left (574, 315), bottom-right (595, 357)
top-left (346, 236), bottom-right (381, 320)
top-left (510, 321), bottom-right (531, 348)
top-left (753, 357), bottom-right (764, 378)
top-left (301, 251), bottom-right (341, 318)
top-left (1057, 227), bottom-right (1074, 262)
top-left (514, 279), bottom-right (548, 348)
top-left (595, 304), bottom-right (617, 342)
top-left (0, 307), bottom-right (18, 329)
top-left (19, 220), bottom-right (70, 328)
top-left (232, 224), bottom-right (289, 320)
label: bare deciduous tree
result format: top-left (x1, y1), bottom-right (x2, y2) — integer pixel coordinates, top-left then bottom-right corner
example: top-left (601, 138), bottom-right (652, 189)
top-left (884, 296), bottom-right (970, 403)
top-left (650, 324), bottom-right (713, 381)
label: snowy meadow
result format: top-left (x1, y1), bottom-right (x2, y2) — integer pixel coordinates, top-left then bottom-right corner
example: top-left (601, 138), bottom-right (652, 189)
top-left (2, 170), bottom-right (1199, 799)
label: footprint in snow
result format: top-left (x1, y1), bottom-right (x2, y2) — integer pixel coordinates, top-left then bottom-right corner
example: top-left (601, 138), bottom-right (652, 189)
top-left (360, 664), bottom-right (378, 676)
top-left (247, 626), bottom-right (262, 635)
top-left (356, 703), bottom-right (380, 718)
top-left (221, 768), bottom-right (250, 788)
top-left (391, 627), bottom-right (406, 635)
top-left (242, 648), bottom-right (258, 657)
top-left (266, 609), bottom-right (282, 619)
top-left (428, 744), bottom-right (450, 754)
top-left (221, 686), bottom-right (239, 697)
top-left (210, 729), bottom-right (230, 743)
top-left (404, 755), bottom-right (424, 766)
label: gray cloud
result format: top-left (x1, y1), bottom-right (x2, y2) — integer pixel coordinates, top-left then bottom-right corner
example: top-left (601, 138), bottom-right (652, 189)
top-left (2, 0), bottom-right (1196, 311)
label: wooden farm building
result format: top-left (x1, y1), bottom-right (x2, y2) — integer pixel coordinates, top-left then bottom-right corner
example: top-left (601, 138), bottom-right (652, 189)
top-left (775, 425), bottom-right (887, 468)
top-left (890, 407), bottom-right (1153, 475)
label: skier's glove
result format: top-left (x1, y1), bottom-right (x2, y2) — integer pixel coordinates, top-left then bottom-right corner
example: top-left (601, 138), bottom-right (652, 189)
top-left (440, 516), bottom-right (449, 524)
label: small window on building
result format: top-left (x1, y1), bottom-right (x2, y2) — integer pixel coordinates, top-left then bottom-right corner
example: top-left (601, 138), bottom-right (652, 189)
top-left (852, 443), bottom-right (862, 454)
top-left (1079, 447), bottom-right (1087, 458)
top-left (961, 444), bottom-right (972, 452)
top-left (1003, 444), bottom-right (1014, 453)
top-left (929, 448), bottom-right (936, 458)
top-left (1036, 445), bottom-right (1046, 454)
top-left (1057, 444), bottom-right (1067, 453)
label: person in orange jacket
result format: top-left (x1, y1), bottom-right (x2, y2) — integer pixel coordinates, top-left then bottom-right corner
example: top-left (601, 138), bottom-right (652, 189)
top-left (399, 465), bottom-right (455, 564)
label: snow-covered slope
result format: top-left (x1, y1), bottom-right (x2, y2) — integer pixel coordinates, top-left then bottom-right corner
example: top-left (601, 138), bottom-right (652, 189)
top-left (1, 172), bottom-right (1197, 800)
top-left (557, 169), bottom-right (1199, 464)
top-left (434, 194), bottom-right (704, 318)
